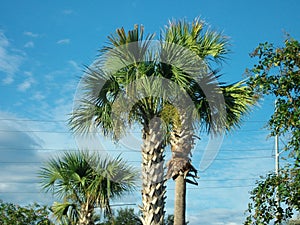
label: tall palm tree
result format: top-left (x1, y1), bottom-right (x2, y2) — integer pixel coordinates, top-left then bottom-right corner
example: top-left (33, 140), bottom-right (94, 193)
top-left (160, 19), bottom-right (257, 225)
top-left (69, 26), bottom-right (168, 225)
top-left (39, 151), bottom-right (137, 225)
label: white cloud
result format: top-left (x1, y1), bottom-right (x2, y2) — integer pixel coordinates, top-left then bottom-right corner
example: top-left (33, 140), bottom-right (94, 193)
top-left (68, 60), bottom-right (81, 72)
top-left (18, 77), bottom-right (35, 92)
top-left (24, 71), bottom-right (33, 76)
top-left (31, 92), bottom-right (46, 101)
top-left (0, 33), bottom-right (9, 47)
top-left (56, 38), bottom-right (70, 45)
top-left (23, 31), bottom-right (39, 38)
top-left (2, 75), bottom-right (14, 84)
top-left (0, 32), bottom-right (24, 84)
top-left (24, 41), bottom-right (34, 48)
top-left (187, 208), bottom-right (245, 225)
top-left (0, 111), bottom-right (75, 204)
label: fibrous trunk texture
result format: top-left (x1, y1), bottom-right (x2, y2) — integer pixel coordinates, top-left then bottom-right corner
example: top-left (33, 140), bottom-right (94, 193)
top-left (78, 204), bottom-right (94, 225)
top-left (140, 118), bottom-right (166, 225)
top-left (167, 113), bottom-right (196, 180)
top-left (167, 113), bottom-right (197, 225)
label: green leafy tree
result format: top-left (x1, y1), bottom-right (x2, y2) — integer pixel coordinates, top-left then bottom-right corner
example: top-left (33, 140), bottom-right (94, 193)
top-left (99, 208), bottom-right (175, 225)
top-left (39, 151), bottom-right (137, 225)
top-left (99, 208), bottom-right (142, 225)
top-left (244, 37), bottom-right (300, 224)
top-left (0, 199), bottom-right (53, 225)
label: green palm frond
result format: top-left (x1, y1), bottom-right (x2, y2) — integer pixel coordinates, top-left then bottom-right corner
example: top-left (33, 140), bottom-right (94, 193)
top-left (39, 150), bottom-right (137, 204)
top-left (221, 80), bottom-right (258, 131)
top-left (39, 151), bottom-right (138, 224)
top-left (39, 151), bottom-right (93, 202)
top-left (196, 29), bottom-right (229, 62)
top-left (162, 18), bottom-right (229, 63)
top-left (100, 25), bottom-right (155, 82)
top-left (69, 99), bottom-right (116, 137)
top-left (69, 66), bottom-right (120, 138)
top-left (51, 201), bottom-right (79, 225)
top-left (70, 25), bottom-right (159, 141)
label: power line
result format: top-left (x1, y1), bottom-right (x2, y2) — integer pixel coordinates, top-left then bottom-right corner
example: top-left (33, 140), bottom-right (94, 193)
top-left (0, 185), bottom-right (255, 193)
top-left (0, 156), bottom-right (273, 164)
top-left (0, 118), bottom-right (67, 123)
top-left (0, 129), bottom-right (269, 134)
top-left (0, 177), bottom-right (259, 184)
top-left (0, 129), bottom-right (73, 134)
top-left (0, 118), bottom-right (268, 123)
top-left (0, 147), bottom-right (273, 152)
top-left (167, 184), bottom-right (255, 190)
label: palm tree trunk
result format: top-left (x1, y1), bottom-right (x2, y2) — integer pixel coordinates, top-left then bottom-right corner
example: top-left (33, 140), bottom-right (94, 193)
top-left (140, 118), bottom-right (166, 225)
top-left (174, 174), bottom-right (186, 225)
top-left (167, 113), bottom-right (197, 225)
top-left (78, 204), bottom-right (94, 225)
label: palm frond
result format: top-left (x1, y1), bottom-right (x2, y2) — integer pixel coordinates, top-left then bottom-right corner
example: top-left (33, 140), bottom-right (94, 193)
top-left (51, 201), bottom-right (79, 224)
top-left (100, 25), bottom-right (155, 81)
top-left (221, 80), bottom-right (259, 131)
top-left (162, 17), bottom-right (229, 64)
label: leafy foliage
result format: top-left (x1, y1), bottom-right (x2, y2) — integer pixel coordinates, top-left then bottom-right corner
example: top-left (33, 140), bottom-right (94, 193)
top-left (99, 208), bottom-right (175, 225)
top-left (245, 168), bottom-right (300, 224)
top-left (247, 37), bottom-right (300, 160)
top-left (245, 37), bottom-right (300, 224)
top-left (99, 208), bottom-right (142, 225)
top-left (0, 199), bottom-right (53, 225)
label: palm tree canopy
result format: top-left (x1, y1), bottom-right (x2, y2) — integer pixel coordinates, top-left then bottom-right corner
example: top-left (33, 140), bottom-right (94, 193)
top-left (159, 18), bottom-right (257, 135)
top-left (39, 150), bottom-right (137, 221)
top-left (69, 25), bottom-right (167, 140)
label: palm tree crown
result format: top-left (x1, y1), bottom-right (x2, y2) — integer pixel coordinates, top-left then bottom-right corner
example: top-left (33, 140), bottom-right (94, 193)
top-left (39, 150), bottom-right (137, 225)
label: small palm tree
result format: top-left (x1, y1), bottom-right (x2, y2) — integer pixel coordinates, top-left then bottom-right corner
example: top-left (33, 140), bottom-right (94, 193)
top-left (39, 151), bottom-right (137, 225)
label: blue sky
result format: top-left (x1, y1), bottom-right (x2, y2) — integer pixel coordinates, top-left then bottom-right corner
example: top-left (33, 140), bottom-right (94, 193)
top-left (0, 0), bottom-right (299, 224)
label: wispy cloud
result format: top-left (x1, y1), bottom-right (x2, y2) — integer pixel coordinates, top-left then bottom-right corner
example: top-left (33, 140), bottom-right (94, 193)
top-left (18, 76), bottom-right (35, 92)
top-left (2, 76), bottom-right (14, 85)
top-left (31, 92), bottom-right (46, 101)
top-left (56, 38), bottom-right (70, 45)
top-left (68, 60), bottom-right (81, 72)
top-left (0, 112), bottom-right (49, 204)
top-left (0, 32), bottom-right (24, 84)
top-left (23, 31), bottom-right (39, 38)
top-left (62, 9), bottom-right (74, 15)
top-left (187, 208), bottom-right (245, 225)
top-left (24, 41), bottom-right (34, 48)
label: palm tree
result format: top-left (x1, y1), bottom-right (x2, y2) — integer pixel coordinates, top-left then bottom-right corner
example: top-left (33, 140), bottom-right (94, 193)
top-left (160, 19), bottom-right (257, 225)
top-left (68, 19), bottom-right (257, 225)
top-left (69, 26), bottom-right (168, 225)
top-left (39, 151), bottom-right (137, 225)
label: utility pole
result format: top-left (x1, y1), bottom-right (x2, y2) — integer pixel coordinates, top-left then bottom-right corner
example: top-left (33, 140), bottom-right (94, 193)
top-left (275, 132), bottom-right (281, 225)
top-left (275, 99), bottom-right (280, 177)
top-left (275, 133), bottom-right (279, 176)
top-left (274, 99), bottom-right (283, 224)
